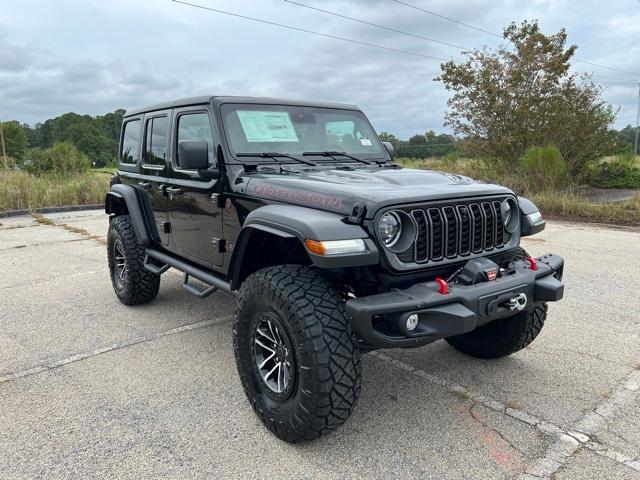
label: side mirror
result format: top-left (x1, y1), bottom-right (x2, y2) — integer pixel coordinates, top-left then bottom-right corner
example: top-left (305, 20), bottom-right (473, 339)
top-left (178, 140), bottom-right (209, 170)
top-left (382, 141), bottom-right (395, 159)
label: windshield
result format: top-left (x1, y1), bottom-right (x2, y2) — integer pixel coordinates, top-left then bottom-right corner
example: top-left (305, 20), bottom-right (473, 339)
top-left (221, 103), bottom-right (386, 161)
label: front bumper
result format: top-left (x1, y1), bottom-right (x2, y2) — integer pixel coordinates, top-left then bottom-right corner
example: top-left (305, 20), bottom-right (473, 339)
top-left (345, 253), bottom-right (564, 348)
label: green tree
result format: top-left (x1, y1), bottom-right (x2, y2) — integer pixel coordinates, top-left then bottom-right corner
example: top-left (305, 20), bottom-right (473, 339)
top-left (35, 119), bottom-right (55, 148)
top-left (378, 131), bottom-right (400, 146)
top-left (96, 108), bottom-right (125, 141)
top-left (613, 125), bottom-right (637, 153)
top-left (408, 134), bottom-right (427, 145)
top-left (59, 122), bottom-right (115, 167)
top-left (46, 112), bottom-right (116, 167)
top-left (1, 120), bottom-right (28, 161)
top-left (437, 20), bottom-right (616, 174)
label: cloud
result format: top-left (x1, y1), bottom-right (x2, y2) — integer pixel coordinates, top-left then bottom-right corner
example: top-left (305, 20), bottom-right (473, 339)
top-left (0, 0), bottom-right (637, 135)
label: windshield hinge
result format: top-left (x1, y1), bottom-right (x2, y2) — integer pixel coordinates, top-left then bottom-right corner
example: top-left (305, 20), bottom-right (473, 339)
top-left (347, 203), bottom-right (367, 225)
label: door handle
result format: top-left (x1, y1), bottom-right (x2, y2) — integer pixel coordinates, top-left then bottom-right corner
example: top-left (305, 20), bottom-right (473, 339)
top-left (165, 186), bottom-right (184, 196)
top-left (137, 181), bottom-right (151, 190)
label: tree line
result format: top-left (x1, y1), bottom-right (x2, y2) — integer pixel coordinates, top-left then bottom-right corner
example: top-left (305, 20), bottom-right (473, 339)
top-left (1, 21), bottom-right (638, 175)
top-left (2, 109), bottom-right (125, 169)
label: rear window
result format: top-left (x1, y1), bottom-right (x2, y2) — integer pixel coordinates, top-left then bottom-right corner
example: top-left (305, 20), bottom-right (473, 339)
top-left (144, 116), bottom-right (168, 166)
top-left (121, 120), bottom-right (141, 164)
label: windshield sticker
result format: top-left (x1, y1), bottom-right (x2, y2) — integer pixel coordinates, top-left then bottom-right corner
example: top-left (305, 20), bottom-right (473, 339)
top-left (236, 111), bottom-right (299, 143)
top-left (360, 138), bottom-right (372, 146)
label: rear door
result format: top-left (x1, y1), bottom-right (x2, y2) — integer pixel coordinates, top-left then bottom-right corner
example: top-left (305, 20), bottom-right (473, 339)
top-left (119, 116), bottom-right (170, 246)
top-left (166, 107), bottom-right (224, 268)
top-left (140, 111), bottom-right (172, 246)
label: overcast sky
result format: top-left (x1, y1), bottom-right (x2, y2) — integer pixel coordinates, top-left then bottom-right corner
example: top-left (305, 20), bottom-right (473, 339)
top-left (1, 0), bottom-right (638, 138)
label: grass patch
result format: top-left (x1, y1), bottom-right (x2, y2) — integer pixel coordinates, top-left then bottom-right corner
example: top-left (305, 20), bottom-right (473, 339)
top-left (529, 191), bottom-right (640, 225)
top-left (30, 212), bottom-right (107, 244)
top-left (32, 214), bottom-right (55, 225)
top-left (397, 157), bottom-right (640, 226)
top-left (0, 170), bottom-right (112, 212)
top-left (507, 399), bottom-right (524, 410)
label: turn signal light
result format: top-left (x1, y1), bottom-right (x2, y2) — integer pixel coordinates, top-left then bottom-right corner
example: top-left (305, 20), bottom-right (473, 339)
top-left (304, 239), bottom-right (366, 256)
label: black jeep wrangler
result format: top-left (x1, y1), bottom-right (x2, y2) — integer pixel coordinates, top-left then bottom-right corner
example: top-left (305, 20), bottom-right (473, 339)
top-left (105, 96), bottom-right (564, 442)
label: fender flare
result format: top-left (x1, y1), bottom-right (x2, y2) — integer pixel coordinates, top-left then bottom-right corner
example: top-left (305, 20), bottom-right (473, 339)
top-left (229, 205), bottom-right (379, 288)
top-left (105, 184), bottom-right (159, 246)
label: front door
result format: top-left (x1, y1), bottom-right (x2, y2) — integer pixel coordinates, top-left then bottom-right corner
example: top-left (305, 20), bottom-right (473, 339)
top-left (166, 108), bottom-right (224, 268)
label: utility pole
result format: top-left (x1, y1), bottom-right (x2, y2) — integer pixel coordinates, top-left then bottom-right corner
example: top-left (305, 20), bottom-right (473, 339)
top-left (0, 120), bottom-right (7, 170)
top-left (635, 81), bottom-right (640, 157)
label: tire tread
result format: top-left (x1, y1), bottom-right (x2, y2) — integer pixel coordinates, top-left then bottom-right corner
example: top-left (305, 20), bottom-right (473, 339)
top-left (233, 265), bottom-right (361, 442)
top-left (107, 215), bottom-right (160, 305)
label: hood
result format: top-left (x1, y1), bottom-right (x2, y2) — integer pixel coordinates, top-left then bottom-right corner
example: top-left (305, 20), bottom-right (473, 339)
top-left (239, 167), bottom-right (514, 218)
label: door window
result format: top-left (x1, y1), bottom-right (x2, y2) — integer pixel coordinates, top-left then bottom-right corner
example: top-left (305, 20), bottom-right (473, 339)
top-left (176, 112), bottom-right (215, 168)
top-left (144, 116), bottom-right (168, 166)
top-left (120, 120), bottom-right (141, 164)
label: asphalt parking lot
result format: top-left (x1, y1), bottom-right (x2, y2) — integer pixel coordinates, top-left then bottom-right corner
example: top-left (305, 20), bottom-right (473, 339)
top-left (1, 209), bottom-right (639, 479)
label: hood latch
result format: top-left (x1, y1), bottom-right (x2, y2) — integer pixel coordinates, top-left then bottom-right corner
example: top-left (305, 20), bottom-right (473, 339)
top-left (346, 203), bottom-right (367, 225)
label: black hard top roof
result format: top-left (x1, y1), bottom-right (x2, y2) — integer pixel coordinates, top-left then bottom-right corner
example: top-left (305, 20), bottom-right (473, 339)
top-left (124, 96), bottom-right (360, 117)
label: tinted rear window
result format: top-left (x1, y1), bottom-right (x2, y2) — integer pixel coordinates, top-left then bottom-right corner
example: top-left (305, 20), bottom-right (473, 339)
top-left (144, 116), bottom-right (168, 166)
top-left (121, 120), bottom-right (141, 164)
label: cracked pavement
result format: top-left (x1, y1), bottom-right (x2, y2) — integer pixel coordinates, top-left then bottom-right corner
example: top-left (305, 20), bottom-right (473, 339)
top-left (0, 210), bottom-right (639, 479)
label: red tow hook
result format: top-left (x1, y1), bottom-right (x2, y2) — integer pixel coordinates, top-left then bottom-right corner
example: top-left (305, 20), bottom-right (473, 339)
top-left (435, 277), bottom-right (449, 295)
top-left (525, 257), bottom-right (538, 271)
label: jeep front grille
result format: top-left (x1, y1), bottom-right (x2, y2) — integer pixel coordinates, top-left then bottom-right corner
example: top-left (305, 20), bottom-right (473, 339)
top-left (397, 199), bottom-right (512, 265)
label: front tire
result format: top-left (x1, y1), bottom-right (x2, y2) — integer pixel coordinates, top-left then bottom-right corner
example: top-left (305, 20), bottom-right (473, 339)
top-left (107, 215), bottom-right (160, 305)
top-left (445, 303), bottom-right (547, 359)
top-left (233, 265), bottom-right (361, 443)
top-left (445, 247), bottom-right (547, 359)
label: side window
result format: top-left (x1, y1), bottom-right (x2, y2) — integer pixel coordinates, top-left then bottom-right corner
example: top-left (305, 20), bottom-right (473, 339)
top-left (177, 112), bottom-right (215, 168)
top-left (120, 120), bottom-right (141, 164)
top-left (144, 116), bottom-right (168, 166)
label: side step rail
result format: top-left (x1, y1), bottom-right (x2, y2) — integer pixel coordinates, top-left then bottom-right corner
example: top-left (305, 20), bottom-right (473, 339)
top-left (143, 254), bottom-right (170, 275)
top-left (144, 248), bottom-right (234, 297)
top-left (181, 273), bottom-right (218, 298)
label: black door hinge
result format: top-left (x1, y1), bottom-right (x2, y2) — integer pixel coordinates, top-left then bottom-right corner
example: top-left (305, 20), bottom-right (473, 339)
top-left (162, 222), bottom-right (172, 234)
top-left (212, 237), bottom-right (227, 253)
top-left (210, 193), bottom-right (226, 208)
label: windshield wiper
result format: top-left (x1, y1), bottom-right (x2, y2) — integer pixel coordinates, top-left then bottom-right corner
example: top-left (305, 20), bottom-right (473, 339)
top-left (302, 151), bottom-right (372, 165)
top-left (236, 152), bottom-right (316, 166)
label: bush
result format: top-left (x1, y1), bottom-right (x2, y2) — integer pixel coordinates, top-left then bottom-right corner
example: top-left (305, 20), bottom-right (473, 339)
top-left (520, 144), bottom-right (567, 189)
top-left (586, 152), bottom-right (640, 189)
top-left (22, 142), bottom-right (91, 175)
top-left (443, 150), bottom-right (461, 164)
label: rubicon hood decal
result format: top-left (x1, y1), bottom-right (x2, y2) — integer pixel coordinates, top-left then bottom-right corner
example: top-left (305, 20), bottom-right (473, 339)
top-left (247, 181), bottom-right (345, 210)
top-left (241, 167), bottom-right (514, 218)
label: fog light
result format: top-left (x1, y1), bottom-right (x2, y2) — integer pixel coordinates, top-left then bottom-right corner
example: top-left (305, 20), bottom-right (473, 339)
top-left (406, 313), bottom-right (419, 331)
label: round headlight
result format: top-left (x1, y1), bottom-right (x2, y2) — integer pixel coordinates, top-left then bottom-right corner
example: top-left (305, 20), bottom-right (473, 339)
top-left (501, 199), bottom-right (512, 226)
top-left (378, 211), bottom-right (402, 247)
top-left (501, 198), bottom-right (519, 233)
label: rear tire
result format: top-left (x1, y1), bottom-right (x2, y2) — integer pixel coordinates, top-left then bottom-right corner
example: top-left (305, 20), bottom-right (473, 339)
top-left (445, 247), bottom-right (547, 359)
top-left (233, 265), bottom-right (361, 443)
top-left (107, 215), bottom-right (160, 305)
